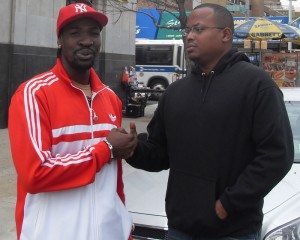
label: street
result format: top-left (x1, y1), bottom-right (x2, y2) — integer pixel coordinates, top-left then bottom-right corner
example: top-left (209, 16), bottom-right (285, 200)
top-left (0, 102), bottom-right (156, 240)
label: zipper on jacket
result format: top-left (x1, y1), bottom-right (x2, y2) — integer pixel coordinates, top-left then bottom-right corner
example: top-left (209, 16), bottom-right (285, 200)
top-left (84, 94), bottom-right (98, 239)
top-left (70, 83), bottom-right (98, 239)
top-left (92, 179), bottom-right (98, 239)
top-left (89, 107), bottom-right (95, 139)
top-left (70, 83), bottom-right (96, 140)
top-left (84, 95), bottom-right (98, 239)
top-left (89, 98), bottom-right (98, 142)
top-left (201, 71), bottom-right (214, 103)
top-left (201, 72), bottom-right (206, 94)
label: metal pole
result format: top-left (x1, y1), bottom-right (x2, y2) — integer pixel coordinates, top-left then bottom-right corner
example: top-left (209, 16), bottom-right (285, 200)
top-left (245, 0), bottom-right (250, 20)
top-left (289, 15), bottom-right (300, 25)
top-left (288, 0), bottom-right (293, 51)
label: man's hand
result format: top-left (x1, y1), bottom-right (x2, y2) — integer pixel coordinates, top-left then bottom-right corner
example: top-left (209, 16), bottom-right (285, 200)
top-left (215, 199), bottom-right (228, 220)
top-left (106, 122), bottom-right (138, 159)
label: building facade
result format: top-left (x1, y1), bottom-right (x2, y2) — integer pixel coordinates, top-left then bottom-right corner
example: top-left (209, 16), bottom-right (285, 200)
top-left (0, 0), bottom-right (136, 128)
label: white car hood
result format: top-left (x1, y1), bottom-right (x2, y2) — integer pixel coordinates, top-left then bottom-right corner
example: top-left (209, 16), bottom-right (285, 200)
top-left (123, 162), bottom-right (168, 228)
top-left (261, 163), bottom-right (300, 238)
top-left (263, 163), bottom-right (300, 214)
top-left (123, 162), bottom-right (300, 232)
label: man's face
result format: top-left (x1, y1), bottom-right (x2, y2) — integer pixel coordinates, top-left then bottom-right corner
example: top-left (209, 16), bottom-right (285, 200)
top-left (58, 18), bottom-right (101, 72)
top-left (185, 7), bottom-right (225, 65)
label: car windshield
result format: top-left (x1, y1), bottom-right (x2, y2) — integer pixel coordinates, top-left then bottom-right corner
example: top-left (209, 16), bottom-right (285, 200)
top-left (285, 101), bottom-right (300, 163)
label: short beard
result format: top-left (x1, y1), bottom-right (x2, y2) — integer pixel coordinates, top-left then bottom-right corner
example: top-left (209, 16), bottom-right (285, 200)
top-left (190, 60), bottom-right (200, 73)
top-left (71, 59), bottom-right (95, 71)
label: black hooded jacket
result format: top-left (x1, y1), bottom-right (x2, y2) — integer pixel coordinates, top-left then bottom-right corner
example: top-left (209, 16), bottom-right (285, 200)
top-left (126, 48), bottom-right (294, 237)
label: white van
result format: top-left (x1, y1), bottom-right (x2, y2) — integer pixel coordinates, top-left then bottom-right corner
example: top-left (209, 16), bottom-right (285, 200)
top-left (135, 39), bottom-right (186, 99)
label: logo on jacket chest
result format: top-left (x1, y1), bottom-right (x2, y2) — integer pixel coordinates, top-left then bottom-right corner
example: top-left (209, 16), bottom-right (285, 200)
top-left (109, 114), bottom-right (116, 122)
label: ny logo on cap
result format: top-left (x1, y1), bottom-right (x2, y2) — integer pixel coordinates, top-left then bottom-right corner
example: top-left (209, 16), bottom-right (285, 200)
top-left (75, 4), bottom-right (87, 13)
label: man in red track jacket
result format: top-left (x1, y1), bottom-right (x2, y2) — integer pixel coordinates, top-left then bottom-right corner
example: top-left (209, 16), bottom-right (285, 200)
top-left (8, 3), bottom-right (136, 240)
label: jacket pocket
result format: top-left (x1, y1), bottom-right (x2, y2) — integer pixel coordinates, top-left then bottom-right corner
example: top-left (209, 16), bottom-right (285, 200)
top-left (166, 169), bottom-right (224, 235)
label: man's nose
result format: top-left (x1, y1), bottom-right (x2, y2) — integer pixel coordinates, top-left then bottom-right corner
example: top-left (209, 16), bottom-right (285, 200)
top-left (79, 35), bottom-right (93, 46)
top-left (186, 32), bottom-right (194, 41)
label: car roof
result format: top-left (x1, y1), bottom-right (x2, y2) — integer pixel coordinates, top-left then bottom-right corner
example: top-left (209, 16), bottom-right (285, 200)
top-left (281, 87), bottom-right (300, 101)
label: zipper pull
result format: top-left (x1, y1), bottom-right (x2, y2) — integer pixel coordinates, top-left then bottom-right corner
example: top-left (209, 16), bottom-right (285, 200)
top-left (90, 108), bottom-right (98, 121)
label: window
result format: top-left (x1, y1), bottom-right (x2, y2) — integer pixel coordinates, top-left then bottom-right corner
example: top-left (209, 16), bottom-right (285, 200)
top-left (285, 101), bottom-right (300, 163)
top-left (177, 46), bottom-right (182, 67)
top-left (136, 45), bottom-right (174, 66)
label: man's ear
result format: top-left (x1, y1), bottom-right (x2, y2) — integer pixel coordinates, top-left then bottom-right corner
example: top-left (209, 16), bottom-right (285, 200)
top-left (57, 34), bottom-right (63, 48)
top-left (57, 38), bottom-right (62, 48)
top-left (222, 28), bottom-right (233, 43)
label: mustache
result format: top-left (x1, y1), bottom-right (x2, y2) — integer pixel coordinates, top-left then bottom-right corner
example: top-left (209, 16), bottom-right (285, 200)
top-left (74, 47), bottom-right (96, 54)
top-left (187, 42), bottom-right (197, 48)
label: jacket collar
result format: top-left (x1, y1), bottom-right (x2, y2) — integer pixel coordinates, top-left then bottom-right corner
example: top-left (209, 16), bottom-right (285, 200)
top-left (52, 58), bottom-right (108, 93)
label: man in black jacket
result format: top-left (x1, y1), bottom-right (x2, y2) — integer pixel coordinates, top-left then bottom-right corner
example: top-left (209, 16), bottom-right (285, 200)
top-left (123, 3), bottom-right (294, 240)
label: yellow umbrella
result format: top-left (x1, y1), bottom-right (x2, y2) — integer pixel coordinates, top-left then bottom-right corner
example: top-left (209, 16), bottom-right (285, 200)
top-left (234, 18), bottom-right (299, 41)
top-left (234, 18), bottom-right (300, 67)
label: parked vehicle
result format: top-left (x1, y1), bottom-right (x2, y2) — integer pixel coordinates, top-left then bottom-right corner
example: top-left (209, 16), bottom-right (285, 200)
top-left (135, 39), bottom-right (186, 100)
top-left (123, 87), bottom-right (300, 240)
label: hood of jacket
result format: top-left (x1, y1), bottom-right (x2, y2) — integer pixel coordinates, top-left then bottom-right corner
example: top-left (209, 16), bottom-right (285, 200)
top-left (189, 48), bottom-right (250, 102)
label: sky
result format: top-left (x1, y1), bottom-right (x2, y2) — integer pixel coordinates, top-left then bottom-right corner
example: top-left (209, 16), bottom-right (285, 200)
top-left (280, 0), bottom-right (300, 12)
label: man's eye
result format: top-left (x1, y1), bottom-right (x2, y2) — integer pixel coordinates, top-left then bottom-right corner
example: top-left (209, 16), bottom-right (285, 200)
top-left (70, 31), bottom-right (79, 36)
top-left (194, 27), bottom-right (203, 33)
top-left (91, 32), bottom-right (100, 36)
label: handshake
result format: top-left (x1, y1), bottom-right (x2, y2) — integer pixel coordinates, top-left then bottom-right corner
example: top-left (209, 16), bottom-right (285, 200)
top-left (105, 122), bottom-right (139, 160)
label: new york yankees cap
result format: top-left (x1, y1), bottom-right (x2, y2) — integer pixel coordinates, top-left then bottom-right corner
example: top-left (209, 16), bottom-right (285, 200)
top-left (57, 3), bottom-right (108, 36)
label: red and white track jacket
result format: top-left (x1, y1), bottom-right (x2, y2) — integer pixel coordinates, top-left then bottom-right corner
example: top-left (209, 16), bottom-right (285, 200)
top-left (8, 59), bottom-right (132, 240)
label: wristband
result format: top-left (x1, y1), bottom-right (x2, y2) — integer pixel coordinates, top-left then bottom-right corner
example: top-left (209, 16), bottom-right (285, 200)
top-left (103, 139), bottom-right (114, 159)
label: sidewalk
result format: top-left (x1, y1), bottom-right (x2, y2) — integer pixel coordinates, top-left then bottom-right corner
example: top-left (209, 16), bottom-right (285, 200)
top-left (0, 129), bottom-right (16, 240)
top-left (0, 102), bottom-right (156, 239)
